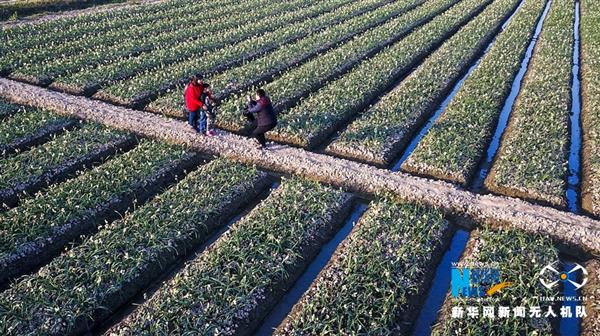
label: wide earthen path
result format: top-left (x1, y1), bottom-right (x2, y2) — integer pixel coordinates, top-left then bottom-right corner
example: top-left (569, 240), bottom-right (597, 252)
top-left (1, 77), bottom-right (599, 257)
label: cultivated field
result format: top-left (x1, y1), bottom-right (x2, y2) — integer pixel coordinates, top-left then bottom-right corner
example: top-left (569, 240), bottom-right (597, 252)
top-left (0, 0), bottom-right (599, 335)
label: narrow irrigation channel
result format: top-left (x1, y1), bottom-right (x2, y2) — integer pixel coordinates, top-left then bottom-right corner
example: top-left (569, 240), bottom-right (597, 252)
top-left (254, 201), bottom-right (370, 335)
top-left (93, 179), bottom-right (280, 335)
top-left (470, 0), bottom-right (551, 192)
top-left (412, 228), bottom-right (470, 336)
top-left (566, 0), bottom-right (582, 214)
top-left (390, 0), bottom-right (525, 172)
top-left (559, 260), bottom-right (582, 336)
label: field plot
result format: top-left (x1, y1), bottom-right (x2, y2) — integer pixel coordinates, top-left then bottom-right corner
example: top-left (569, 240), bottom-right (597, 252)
top-left (276, 196), bottom-right (451, 335)
top-left (0, 139), bottom-right (200, 287)
top-left (431, 227), bottom-right (560, 335)
top-left (580, 0), bottom-right (600, 217)
top-left (146, 0), bottom-right (435, 117)
top-left (0, 102), bottom-right (76, 156)
top-left (400, 0), bottom-right (548, 185)
top-left (326, 0), bottom-right (521, 165)
top-left (0, 0), bottom-right (127, 21)
top-left (0, 158), bottom-right (270, 335)
top-left (484, 0), bottom-right (574, 208)
top-left (0, 123), bottom-right (135, 209)
top-left (217, 0), bottom-right (490, 143)
top-left (92, 0), bottom-right (365, 106)
top-left (0, 0), bottom-right (598, 335)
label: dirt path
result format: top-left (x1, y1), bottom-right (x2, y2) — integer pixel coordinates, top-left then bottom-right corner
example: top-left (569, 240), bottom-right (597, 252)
top-left (0, 77), bottom-right (598, 256)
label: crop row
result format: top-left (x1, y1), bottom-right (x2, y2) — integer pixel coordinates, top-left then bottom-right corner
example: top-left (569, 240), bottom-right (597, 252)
top-left (0, 0), bottom-right (127, 22)
top-left (89, 0), bottom-right (363, 106)
top-left (146, 0), bottom-right (428, 117)
top-left (582, 259), bottom-right (599, 335)
top-left (0, 159), bottom-right (271, 335)
top-left (431, 227), bottom-right (559, 335)
top-left (0, 0), bottom-right (217, 56)
top-left (327, 0), bottom-right (521, 166)
top-left (1, 0), bottom-right (227, 71)
top-left (276, 196), bottom-right (450, 335)
top-left (0, 139), bottom-right (200, 287)
top-left (0, 100), bottom-right (21, 119)
top-left (9, 0), bottom-right (306, 86)
top-left (109, 177), bottom-right (352, 335)
top-left (49, 0), bottom-right (366, 95)
top-left (581, 0), bottom-right (600, 217)
top-left (262, 0), bottom-right (492, 149)
top-left (216, 0), bottom-right (473, 137)
top-left (0, 123), bottom-right (135, 209)
top-left (401, 0), bottom-right (548, 185)
top-left (0, 105), bottom-right (76, 157)
top-left (0, 0), bottom-right (243, 53)
top-left (485, 0), bottom-right (574, 208)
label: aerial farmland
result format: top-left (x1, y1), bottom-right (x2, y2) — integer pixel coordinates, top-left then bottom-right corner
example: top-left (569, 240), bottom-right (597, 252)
top-left (0, 0), bottom-right (598, 335)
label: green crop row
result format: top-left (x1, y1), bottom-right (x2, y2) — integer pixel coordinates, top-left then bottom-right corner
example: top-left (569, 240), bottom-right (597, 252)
top-left (217, 0), bottom-right (468, 137)
top-left (402, 0), bottom-right (547, 185)
top-left (0, 0), bottom-right (126, 22)
top-left (271, 0), bottom-right (493, 149)
top-left (50, 0), bottom-right (363, 95)
top-left (0, 0), bottom-right (223, 56)
top-left (0, 139), bottom-right (200, 285)
top-left (431, 227), bottom-right (559, 335)
top-left (485, 0), bottom-right (574, 208)
top-left (10, 0), bottom-right (303, 85)
top-left (328, 0), bottom-right (521, 166)
top-left (4, 0), bottom-right (268, 79)
top-left (581, 0), bottom-right (600, 217)
top-left (91, 0), bottom-right (359, 106)
top-left (0, 100), bottom-right (21, 119)
top-left (0, 0), bottom-right (251, 55)
top-left (276, 196), bottom-right (449, 335)
top-left (0, 159), bottom-right (269, 335)
top-left (146, 0), bottom-right (425, 117)
top-left (110, 177), bottom-right (352, 335)
top-left (0, 123), bottom-right (131, 192)
top-left (0, 106), bottom-right (72, 149)
top-left (582, 259), bottom-right (600, 335)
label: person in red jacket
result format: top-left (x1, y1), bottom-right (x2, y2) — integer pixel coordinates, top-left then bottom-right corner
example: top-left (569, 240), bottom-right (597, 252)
top-left (185, 73), bottom-right (208, 133)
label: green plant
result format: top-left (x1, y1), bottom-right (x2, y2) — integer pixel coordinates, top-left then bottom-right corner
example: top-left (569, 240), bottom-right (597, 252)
top-left (110, 177), bottom-right (350, 335)
top-left (431, 227), bottom-right (559, 335)
top-left (402, 0), bottom-right (547, 185)
top-left (147, 0), bottom-right (424, 117)
top-left (277, 196), bottom-right (449, 335)
top-left (0, 123), bottom-right (129, 190)
top-left (328, 0), bottom-right (520, 165)
top-left (0, 158), bottom-right (267, 335)
top-left (485, 0), bottom-right (574, 207)
top-left (0, 106), bottom-right (71, 146)
top-left (580, 0), bottom-right (600, 216)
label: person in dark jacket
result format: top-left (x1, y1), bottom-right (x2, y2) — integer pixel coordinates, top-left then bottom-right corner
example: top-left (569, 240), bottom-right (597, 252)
top-left (184, 73), bottom-right (208, 133)
top-left (245, 88), bottom-right (276, 149)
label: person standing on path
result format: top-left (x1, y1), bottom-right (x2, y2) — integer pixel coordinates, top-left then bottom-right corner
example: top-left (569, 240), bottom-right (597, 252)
top-left (184, 73), bottom-right (208, 134)
top-left (245, 88), bottom-right (277, 149)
